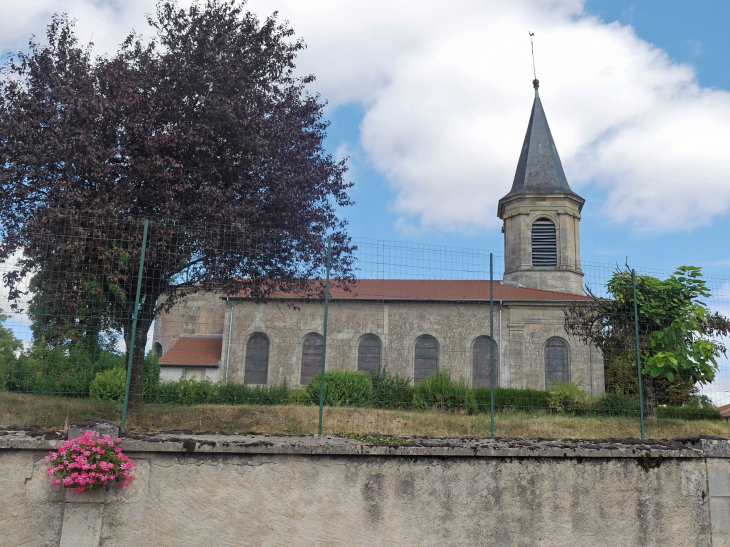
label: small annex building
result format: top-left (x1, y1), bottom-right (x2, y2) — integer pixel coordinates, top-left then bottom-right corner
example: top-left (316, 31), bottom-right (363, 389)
top-left (153, 80), bottom-right (605, 395)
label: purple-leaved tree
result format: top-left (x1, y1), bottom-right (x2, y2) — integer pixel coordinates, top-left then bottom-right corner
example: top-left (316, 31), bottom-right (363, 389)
top-left (0, 0), bottom-right (354, 408)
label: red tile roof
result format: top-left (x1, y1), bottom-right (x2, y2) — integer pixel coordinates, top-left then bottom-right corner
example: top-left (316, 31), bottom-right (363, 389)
top-left (717, 404), bottom-right (730, 417)
top-left (232, 280), bottom-right (592, 302)
top-left (159, 335), bottom-right (222, 367)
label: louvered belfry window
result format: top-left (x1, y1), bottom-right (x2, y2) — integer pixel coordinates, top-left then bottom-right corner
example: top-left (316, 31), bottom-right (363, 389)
top-left (532, 218), bottom-right (557, 268)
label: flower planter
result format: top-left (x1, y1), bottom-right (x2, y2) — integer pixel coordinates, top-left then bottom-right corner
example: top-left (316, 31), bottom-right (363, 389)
top-left (46, 430), bottom-right (136, 494)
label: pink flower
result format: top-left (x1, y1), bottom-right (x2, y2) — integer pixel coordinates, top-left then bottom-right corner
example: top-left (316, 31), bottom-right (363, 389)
top-left (47, 431), bottom-right (135, 494)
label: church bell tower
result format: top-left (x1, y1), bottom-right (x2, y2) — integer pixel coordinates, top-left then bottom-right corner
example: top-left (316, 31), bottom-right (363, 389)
top-left (498, 80), bottom-right (584, 295)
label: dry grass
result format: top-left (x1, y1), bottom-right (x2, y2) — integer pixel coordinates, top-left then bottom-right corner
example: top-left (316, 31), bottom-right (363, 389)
top-left (1, 391), bottom-right (729, 440)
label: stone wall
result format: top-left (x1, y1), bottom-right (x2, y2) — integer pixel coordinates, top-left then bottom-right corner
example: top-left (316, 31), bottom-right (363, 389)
top-left (152, 292), bottom-right (227, 355)
top-left (152, 293), bottom-right (604, 393)
top-left (2, 431), bottom-right (729, 546)
top-left (500, 193), bottom-right (584, 295)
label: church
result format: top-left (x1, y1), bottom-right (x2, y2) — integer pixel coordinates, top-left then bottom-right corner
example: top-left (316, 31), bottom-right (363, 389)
top-left (153, 80), bottom-right (605, 396)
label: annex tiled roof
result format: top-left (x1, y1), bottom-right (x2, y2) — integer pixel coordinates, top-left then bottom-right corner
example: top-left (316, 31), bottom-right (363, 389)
top-left (231, 279), bottom-right (592, 302)
top-left (717, 404), bottom-right (730, 417)
top-left (159, 335), bottom-right (222, 367)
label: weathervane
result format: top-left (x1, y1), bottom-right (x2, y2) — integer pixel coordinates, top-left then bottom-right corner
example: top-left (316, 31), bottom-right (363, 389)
top-left (529, 32), bottom-right (539, 92)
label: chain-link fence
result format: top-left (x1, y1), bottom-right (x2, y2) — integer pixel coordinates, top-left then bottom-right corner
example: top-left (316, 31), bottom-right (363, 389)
top-left (1, 214), bottom-right (728, 439)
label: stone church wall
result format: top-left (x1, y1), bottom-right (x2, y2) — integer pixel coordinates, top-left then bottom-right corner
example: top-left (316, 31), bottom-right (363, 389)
top-left (153, 293), bottom-right (604, 394)
top-left (153, 292), bottom-right (226, 355)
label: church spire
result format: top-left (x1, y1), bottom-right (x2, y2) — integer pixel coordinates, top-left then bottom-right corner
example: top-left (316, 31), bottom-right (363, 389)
top-left (496, 80), bottom-right (585, 296)
top-left (502, 81), bottom-right (582, 203)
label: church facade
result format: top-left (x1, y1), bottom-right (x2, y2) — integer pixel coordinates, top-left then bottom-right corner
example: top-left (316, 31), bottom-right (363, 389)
top-left (153, 81), bottom-right (605, 395)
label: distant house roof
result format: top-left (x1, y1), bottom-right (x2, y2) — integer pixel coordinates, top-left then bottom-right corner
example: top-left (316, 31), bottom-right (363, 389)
top-left (717, 404), bottom-right (730, 419)
top-left (230, 279), bottom-right (593, 303)
top-left (159, 335), bottom-right (222, 368)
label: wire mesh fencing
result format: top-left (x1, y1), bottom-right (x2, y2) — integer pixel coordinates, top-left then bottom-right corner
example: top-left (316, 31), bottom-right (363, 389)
top-left (0, 213), bottom-right (728, 438)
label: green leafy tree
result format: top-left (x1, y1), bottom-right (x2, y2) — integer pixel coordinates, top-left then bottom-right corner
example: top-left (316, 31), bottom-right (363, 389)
top-left (565, 266), bottom-right (730, 421)
top-left (27, 271), bottom-right (121, 355)
top-left (0, 311), bottom-right (22, 380)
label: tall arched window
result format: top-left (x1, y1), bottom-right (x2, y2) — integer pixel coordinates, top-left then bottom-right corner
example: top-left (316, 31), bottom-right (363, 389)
top-left (358, 334), bottom-right (381, 373)
top-left (153, 342), bottom-right (163, 357)
top-left (301, 333), bottom-right (323, 385)
top-left (532, 218), bottom-right (557, 268)
top-left (472, 336), bottom-right (498, 388)
top-left (245, 333), bottom-right (269, 384)
top-left (545, 337), bottom-right (569, 388)
top-left (414, 335), bottom-right (439, 386)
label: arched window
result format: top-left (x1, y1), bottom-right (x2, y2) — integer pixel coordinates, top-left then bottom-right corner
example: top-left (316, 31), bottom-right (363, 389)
top-left (414, 335), bottom-right (439, 386)
top-left (153, 342), bottom-right (163, 357)
top-left (301, 333), bottom-right (323, 385)
top-left (532, 218), bottom-right (557, 268)
top-left (472, 336), bottom-right (498, 388)
top-left (358, 334), bottom-right (381, 373)
top-left (245, 333), bottom-right (269, 384)
top-left (545, 337), bottom-right (569, 388)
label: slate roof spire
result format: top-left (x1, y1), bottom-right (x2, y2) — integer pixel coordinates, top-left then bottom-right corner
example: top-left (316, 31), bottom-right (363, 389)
top-left (502, 80), bottom-right (583, 203)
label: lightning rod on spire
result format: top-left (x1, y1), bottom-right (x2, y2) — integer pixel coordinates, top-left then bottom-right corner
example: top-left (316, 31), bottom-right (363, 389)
top-left (529, 32), bottom-right (539, 95)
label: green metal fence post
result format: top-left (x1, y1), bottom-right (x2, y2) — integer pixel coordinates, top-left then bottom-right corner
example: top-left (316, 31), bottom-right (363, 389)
top-left (318, 236), bottom-right (332, 437)
top-left (490, 253), bottom-right (495, 439)
top-left (121, 219), bottom-right (149, 431)
top-left (631, 269), bottom-right (646, 440)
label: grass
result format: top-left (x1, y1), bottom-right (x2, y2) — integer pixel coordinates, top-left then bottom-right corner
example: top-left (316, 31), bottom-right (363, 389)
top-left (1, 391), bottom-right (729, 440)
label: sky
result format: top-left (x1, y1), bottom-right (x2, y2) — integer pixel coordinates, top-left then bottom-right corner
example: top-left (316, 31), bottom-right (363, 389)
top-left (2, 0), bottom-right (729, 272)
top-left (2, 1), bottom-right (730, 400)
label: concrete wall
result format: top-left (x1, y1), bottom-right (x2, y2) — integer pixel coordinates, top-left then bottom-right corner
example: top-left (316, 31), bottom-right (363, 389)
top-left (3, 431), bottom-right (730, 546)
top-left (152, 293), bottom-right (604, 393)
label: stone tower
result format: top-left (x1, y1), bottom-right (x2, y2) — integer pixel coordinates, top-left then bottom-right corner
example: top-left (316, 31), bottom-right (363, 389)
top-left (497, 80), bottom-right (584, 295)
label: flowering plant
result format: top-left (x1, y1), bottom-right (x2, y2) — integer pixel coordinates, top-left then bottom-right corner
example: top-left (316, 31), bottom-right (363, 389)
top-left (45, 430), bottom-right (136, 494)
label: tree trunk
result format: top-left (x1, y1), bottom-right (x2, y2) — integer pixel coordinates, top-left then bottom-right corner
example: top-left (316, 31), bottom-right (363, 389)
top-left (643, 374), bottom-right (658, 422)
top-left (129, 326), bottom-right (148, 410)
top-left (123, 317), bottom-right (153, 412)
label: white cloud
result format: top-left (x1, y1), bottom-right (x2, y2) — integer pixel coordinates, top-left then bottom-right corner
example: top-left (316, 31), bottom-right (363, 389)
top-left (3, 0), bottom-right (730, 235)
top-left (0, 252), bottom-right (34, 343)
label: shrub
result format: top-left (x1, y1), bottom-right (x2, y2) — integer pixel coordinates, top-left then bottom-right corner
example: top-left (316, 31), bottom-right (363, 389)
top-left (144, 351), bottom-right (161, 394)
top-left (146, 378), bottom-right (291, 405)
top-left (413, 370), bottom-right (477, 413)
top-left (174, 378), bottom-right (218, 405)
top-left (473, 386), bottom-right (551, 413)
top-left (216, 381), bottom-right (290, 405)
top-left (304, 370), bottom-right (374, 407)
top-left (604, 350), bottom-right (700, 406)
top-left (658, 405), bottom-right (723, 421)
top-left (685, 394), bottom-right (716, 409)
top-left (4, 345), bottom-right (124, 397)
top-left (590, 392), bottom-right (640, 417)
top-left (89, 368), bottom-right (126, 402)
top-left (369, 365), bottom-right (413, 408)
top-left (288, 387), bottom-right (309, 405)
top-left (548, 381), bottom-right (589, 415)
